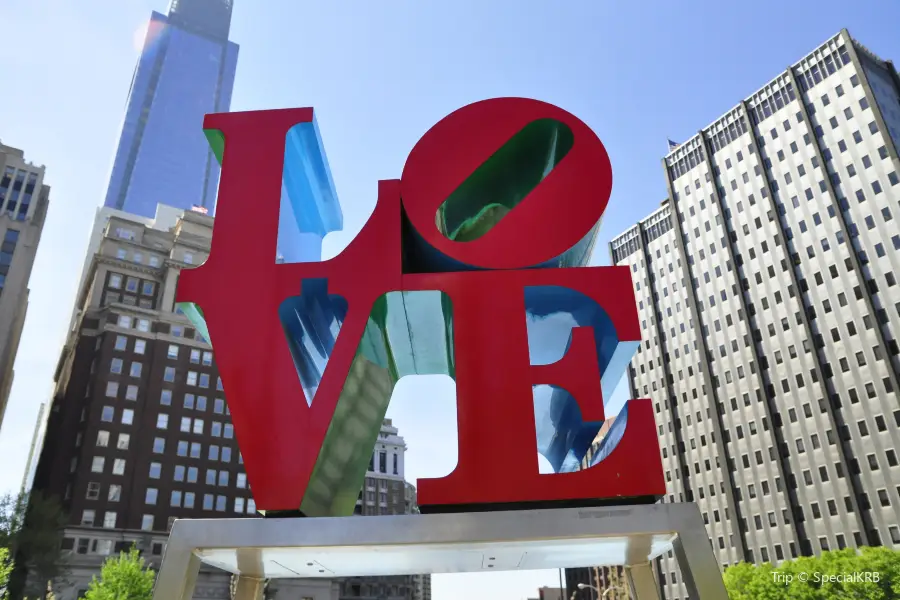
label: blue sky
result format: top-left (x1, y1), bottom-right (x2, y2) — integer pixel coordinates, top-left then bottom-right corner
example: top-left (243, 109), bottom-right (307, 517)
top-left (1, 0), bottom-right (899, 598)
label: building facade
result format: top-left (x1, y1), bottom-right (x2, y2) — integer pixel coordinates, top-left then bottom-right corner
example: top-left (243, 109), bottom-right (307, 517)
top-left (343, 419), bottom-right (431, 600)
top-left (609, 30), bottom-right (900, 599)
top-left (0, 141), bottom-right (50, 430)
top-left (103, 0), bottom-right (239, 217)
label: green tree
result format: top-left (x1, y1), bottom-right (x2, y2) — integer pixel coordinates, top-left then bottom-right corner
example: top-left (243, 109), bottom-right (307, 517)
top-left (83, 548), bottom-right (155, 600)
top-left (0, 492), bottom-right (68, 599)
top-left (724, 546), bottom-right (900, 599)
top-left (0, 547), bottom-right (13, 599)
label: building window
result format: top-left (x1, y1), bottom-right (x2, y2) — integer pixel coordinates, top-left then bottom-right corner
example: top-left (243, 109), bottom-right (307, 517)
top-left (117, 315), bottom-right (132, 328)
top-left (121, 409), bottom-right (134, 425)
top-left (187, 371), bottom-right (198, 386)
top-left (164, 367), bottom-right (175, 382)
top-left (149, 463), bottom-right (162, 479)
top-left (190, 443), bottom-right (201, 458)
top-left (214, 398), bottom-right (225, 414)
top-left (206, 470), bottom-right (216, 485)
top-left (103, 512), bottom-right (117, 529)
top-left (91, 457), bottom-right (105, 473)
top-left (109, 274), bottom-right (123, 289)
top-left (114, 335), bottom-right (127, 350)
top-left (203, 494), bottom-right (214, 510)
top-left (167, 344), bottom-right (179, 359)
top-left (180, 417), bottom-right (191, 433)
top-left (193, 419), bottom-right (204, 435)
top-left (141, 515), bottom-right (154, 531)
top-left (187, 467), bottom-right (198, 483)
top-left (153, 438), bottom-right (165, 453)
top-left (160, 389), bottom-right (172, 405)
top-left (184, 492), bottom-right (195, 508)
top-left (137, 318), bottom-right (150, 332)
top-left (96, 431), bottom-right (109, 447)
top-left (247, 499), bottom-right (256, 514)
top-left (190, 349), bottom-right (201, 364)
top-left (86, 482), bottom-right (101, 500)
top-left (202, 352), bottom-right (213, 366)
top-left (171, 491), bottom-right (182, 507)
top-left (157, 414), bottom-right (169, 429)
top-left (199, 373), bottom-right (210, 388)
top-left (379, 452), bottom-right (387, 473)
top-left (141, 281), bottom-right (154, 296)
top-left (216, 496), bottom-right (227, 512)
top-left (117, 433), bottom-right (130, 450)
top-left (237, 473), bottom-right (247, 489)
top-left (125, 385), bottom-right (138, 401)
top-left (235, 498), bottom-right (245, 513)
top-left (105, 382), bottom-right (118, 398)
top-left (184, 252), bottom-right (194, 265)
top-left (224, 424), bottom-right (233, 439)
top-left (218, 471), bottom-right (229, 487)
top-left (101, 406), bottom-right (114, 422)
top-left (81, 510), bottom-right (95, 526)
top-left (221, 447), bottom-right (232, 462)
top-left (112, 459), bottom-right (126, 475)
top-left (110, 359), bottom-right (123, 374)
top-left (196, 395), bottom-right (207, 410)
top-left (134, 340), bottom-right (146, 355)
top-left (108, 485), bottom-right (121, 502)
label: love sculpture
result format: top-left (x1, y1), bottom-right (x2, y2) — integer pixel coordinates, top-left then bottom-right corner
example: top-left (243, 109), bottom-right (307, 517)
top-left (176, 98), bottom-right (665, 517)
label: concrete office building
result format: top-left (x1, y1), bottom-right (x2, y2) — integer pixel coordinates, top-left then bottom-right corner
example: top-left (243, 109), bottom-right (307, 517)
top-left (609, 30), bottom-right (900, 599)
top-left (29, 206), bottom-right (337, 600)
top-left (0, 141), bottom-right (50, 430)
top-left (344, 419), bottom-right (431, 600)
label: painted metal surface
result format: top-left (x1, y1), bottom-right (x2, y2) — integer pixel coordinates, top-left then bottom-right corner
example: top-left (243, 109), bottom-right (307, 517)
top-left (176, 99), bottom-right (665, 516)
top-left (152, 504), bottom-right (728, 600)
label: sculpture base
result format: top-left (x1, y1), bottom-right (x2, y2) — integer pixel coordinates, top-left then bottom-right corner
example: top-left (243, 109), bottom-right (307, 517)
top-left (152, 503), bottom-right (727, 600)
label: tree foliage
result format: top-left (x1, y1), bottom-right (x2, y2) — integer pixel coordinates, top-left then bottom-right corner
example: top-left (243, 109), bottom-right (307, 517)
top-left (724, 547), bottom-right (900, 599)
top-left (0, 492), bottom-right (68, 600)
top-left (82, 548), bottom-right (155, 600)
top-left (0, 547), bottom-right (12, 599)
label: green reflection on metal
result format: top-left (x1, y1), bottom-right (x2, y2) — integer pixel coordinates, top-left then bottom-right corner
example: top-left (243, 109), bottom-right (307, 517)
top-left (435, 119), bottom-right (574, 242)
top-left (176, 302), bottom-right (211, 343)
top-left (204, 128), bottom-right (226, 165)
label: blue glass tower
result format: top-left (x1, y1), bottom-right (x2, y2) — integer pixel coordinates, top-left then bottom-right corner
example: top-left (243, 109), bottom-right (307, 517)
top-left (104, 0), bottom-right (239, 217)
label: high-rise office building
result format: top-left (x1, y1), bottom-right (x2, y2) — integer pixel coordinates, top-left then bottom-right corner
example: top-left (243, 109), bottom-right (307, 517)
top-left (103, 0), bottom-right (239, 217)
top-left (609, 29), bottom-right (900, 599)
top-left (343, 419), bottom-right (431, 600)
top-left (0, 141), bottom-right (50, 430)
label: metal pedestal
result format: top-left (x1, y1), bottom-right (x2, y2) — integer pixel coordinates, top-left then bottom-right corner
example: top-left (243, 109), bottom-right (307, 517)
top-left (152, 503), bottom-right (727, 600)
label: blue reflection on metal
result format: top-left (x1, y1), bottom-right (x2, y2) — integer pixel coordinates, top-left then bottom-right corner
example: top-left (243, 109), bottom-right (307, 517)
top-left (279, 278), bottom-right (347, 405)
top-left (588, 404), bottom-right (628, 468)
top-left (525, 285), bottom-right (638, 473)
top-left (277, 118), bottom-right (344, 263)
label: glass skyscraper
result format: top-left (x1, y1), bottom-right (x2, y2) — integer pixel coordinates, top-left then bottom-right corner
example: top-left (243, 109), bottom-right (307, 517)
top-left (103, 0), bottom-right (239, 217)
